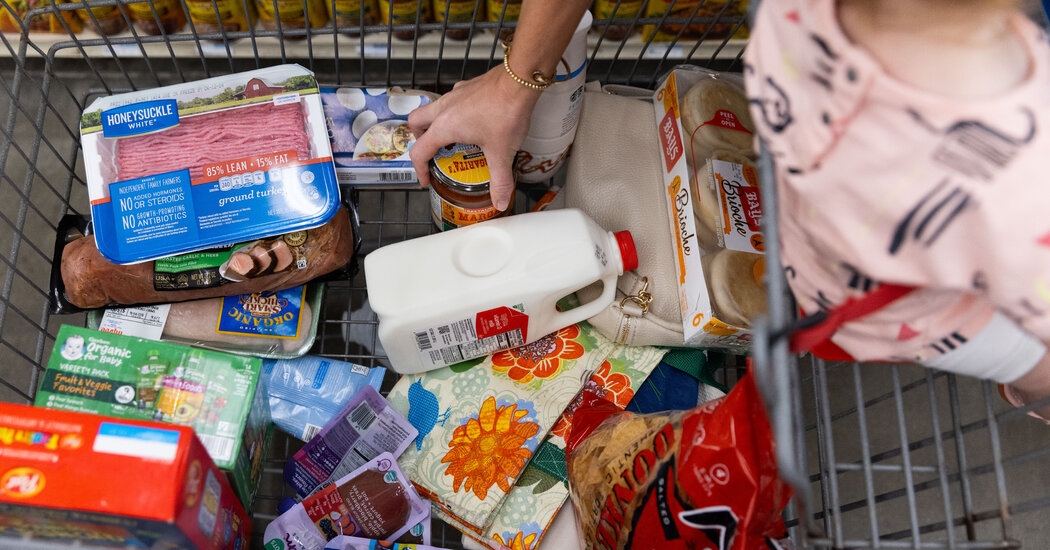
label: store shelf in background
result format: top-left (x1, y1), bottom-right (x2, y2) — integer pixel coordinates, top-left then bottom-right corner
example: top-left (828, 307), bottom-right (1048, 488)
top-left (6, 26), bottom-right (745, 63)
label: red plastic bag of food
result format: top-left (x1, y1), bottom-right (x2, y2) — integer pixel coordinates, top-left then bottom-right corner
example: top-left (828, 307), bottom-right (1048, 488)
top-left (566, 372), bottom-right (790, 550)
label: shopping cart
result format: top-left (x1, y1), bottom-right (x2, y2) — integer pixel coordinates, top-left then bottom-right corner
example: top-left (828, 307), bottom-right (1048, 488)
top-left (0, 0), bottom-right (1047, 548)
top-left (752, 136), bottom-right (1050, 548)
top-left (749, 6), bottom-right (1050, 549)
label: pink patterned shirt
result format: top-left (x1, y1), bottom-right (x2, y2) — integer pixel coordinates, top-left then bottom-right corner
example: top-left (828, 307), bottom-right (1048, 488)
top-left (744, 0), bottom-right (1050, 362)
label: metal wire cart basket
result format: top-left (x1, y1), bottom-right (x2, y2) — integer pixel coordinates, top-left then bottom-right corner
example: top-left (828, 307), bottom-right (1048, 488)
top-left (0, 0), bottom-right (1048, 548)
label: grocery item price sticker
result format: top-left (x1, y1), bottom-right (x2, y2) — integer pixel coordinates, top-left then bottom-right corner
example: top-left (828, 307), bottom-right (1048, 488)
top-left (98, 304), bottom-right (171, 340)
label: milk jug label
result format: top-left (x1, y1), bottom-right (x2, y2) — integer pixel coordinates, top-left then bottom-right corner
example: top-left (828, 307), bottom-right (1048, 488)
top-left (413, 304), bottom-right (528, 368)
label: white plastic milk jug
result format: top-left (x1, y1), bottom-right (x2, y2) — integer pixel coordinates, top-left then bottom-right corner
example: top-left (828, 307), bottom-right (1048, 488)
top-left (365, 208), bottom-right (638, 374)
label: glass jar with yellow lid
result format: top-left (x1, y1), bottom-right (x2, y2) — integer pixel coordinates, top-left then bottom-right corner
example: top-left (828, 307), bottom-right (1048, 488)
top-left (428, 143), bottom-right (514, 231)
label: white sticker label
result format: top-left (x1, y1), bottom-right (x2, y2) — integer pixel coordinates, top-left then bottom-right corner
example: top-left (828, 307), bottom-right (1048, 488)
top-left (357, 43), bottom-right (389, 58)
top-left (98, 304), bottom-right (171, 341)
top-left (333, 167), bottom-right (421, 185)
top-left (644, 44), bottom-right (685, 59)
top-left (414, 306), bottom-right (527, 368)
top-left (273, 92), bottom-right (301, 105)
top-left (109, 44), bottom-right (141, 58)
top-left (302, 423), bottom-right (322, 441)
top-left (199, 41), bottom-right (229, 57)
top-left (197, 434), bottom-right (235, 463)
top-left (93, 422), bottom-right (180, 462)
top-left (709, 159), bottom-right (765, 255)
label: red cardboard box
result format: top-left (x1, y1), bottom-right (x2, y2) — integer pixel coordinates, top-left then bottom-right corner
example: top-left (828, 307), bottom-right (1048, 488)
top-left (0, 403), bottom-right (250, 549)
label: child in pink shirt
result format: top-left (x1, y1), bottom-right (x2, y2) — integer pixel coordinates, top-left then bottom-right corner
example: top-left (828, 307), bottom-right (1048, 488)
top-left (745, 0), bottom-right (1050, 420)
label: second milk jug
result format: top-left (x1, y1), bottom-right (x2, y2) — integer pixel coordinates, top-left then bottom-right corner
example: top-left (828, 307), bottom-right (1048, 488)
top-left (364, 208), bottom-right (638, 374)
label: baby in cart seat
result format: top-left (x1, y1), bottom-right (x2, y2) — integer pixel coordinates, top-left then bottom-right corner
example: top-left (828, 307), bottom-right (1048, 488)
top-left (745, 0), bottom-right (1050, 421)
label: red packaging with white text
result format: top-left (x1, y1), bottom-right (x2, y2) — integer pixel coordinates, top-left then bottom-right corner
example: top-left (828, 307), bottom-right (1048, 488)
top-left (566, 372), bottom-right (790, 550)
top-left (0, 403), bottom-right (250, 549)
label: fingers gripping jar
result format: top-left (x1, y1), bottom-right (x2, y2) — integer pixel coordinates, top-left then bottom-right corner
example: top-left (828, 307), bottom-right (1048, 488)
top-left (429, 143), bottom-right (513, 231)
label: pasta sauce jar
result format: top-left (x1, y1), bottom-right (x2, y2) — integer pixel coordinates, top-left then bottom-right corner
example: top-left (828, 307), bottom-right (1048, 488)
top-left (429, 143), bottom-right (513, 231)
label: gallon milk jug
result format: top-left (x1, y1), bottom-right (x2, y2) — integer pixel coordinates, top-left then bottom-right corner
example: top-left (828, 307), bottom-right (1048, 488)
top-left (365, 208), bottom-right (638, 374)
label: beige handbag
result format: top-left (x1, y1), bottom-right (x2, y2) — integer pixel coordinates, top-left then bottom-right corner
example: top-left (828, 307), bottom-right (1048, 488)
top-left (565, 82), bottom-right (691, 347)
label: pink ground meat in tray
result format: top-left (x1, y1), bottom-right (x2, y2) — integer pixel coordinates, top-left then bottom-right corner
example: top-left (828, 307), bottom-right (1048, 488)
top-left (113, 101), bottom-right (312, 183)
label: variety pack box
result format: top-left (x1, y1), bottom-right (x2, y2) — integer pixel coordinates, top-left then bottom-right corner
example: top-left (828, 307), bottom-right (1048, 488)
top-left (653, 67), bottom-right (765, 350)
top-left (34, 325), bottom-right (273, 510)
top-left (643, 0), bottom-right (750, 42)
top-left (0, 403), bottom-right (249, 549)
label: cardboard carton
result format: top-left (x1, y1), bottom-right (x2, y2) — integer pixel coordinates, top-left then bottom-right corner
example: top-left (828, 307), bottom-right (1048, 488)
top-left (35, 325), bottom-right (272, 510)
top-left (0, 403), bottom-right (250, 549)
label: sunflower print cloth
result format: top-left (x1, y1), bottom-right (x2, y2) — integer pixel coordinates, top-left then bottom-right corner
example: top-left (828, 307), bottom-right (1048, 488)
top-left (386, 321), bottom-right (666, 534)
top-left (440, 342), bottom-right (666, 550)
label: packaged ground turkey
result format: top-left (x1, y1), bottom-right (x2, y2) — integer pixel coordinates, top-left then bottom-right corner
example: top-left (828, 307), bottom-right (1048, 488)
top-left (79, 64), bottom-right (340, 265)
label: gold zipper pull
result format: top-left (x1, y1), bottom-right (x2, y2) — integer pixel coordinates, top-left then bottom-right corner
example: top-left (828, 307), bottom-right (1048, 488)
top-left (619, 277), bottom-right (652, 315)
top-left (616, 277), bottom-right (652, 345)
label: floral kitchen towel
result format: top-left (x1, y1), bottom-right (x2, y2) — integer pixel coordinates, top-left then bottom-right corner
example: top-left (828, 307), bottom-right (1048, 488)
top-left (476, 344), bottom-right (665, 550)
top-left (435, 439), bottom-right (567, 550)
top-left (389, 335), bottom-right (666, 545)
top-left (387, 322), bottom-right (617, 532)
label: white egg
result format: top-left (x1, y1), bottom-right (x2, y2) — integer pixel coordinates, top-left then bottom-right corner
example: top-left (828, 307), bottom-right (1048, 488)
top-left (352, 110), bottom-right (378, 138)
top-left (336, 88), bottom-right (366, 110)
top-left (365, 88), bottom-right (387, 96)
top-left (388, 94), bottom-right (422, 115)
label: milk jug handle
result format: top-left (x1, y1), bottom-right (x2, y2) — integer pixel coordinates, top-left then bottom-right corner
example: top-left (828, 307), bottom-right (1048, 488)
top-left (552, 273), bottom-right (618, 329)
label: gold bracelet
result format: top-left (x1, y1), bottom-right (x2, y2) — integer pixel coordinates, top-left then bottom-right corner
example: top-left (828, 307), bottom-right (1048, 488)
top-left (501, 34), bottom-right (555, 91)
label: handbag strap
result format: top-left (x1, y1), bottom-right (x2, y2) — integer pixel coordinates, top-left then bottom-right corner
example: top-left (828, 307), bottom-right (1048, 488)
top-left (789, 284), bottom-right (916, 354)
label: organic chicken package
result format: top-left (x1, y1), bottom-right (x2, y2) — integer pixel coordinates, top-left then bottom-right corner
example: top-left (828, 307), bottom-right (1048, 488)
top-left (565, 372), bottom-right (790, 550)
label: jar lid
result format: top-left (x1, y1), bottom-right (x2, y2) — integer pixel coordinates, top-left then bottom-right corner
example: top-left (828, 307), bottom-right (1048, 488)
top-left (429, 143), bottom-right (491, 192)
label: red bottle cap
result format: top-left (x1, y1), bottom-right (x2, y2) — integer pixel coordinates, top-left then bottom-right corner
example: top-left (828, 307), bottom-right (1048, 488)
top-left (614, 231), bottom-right (638, 272)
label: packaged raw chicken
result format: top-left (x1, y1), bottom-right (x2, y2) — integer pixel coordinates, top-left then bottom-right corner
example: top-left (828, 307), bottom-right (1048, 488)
top-left (87, 284), bottom-right (324, 359)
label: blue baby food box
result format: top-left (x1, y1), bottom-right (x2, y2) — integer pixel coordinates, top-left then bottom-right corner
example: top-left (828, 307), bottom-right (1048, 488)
top-left (80, 64), bottom-right (341, 265)
top-left (320, 87), bottom-right (435, 186)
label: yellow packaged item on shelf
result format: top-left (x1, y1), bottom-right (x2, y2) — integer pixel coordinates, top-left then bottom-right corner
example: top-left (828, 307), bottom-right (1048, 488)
top-left (592, 0), bottom-right (642, 40)
top-left (185, 0), bottom-right (257, 33)
top-left (433, 0), bottom-right (480, 38)
top-left (485, 0), bottom-right (517, 22)
top-left (325, 0), bottom-right (377, 29)
top-left (0, 0), bottom-right (82, 34)
top-left (643, 0), bottom-right (748, 42)
top-left (255, 0), bottom-right (328, 31)
top-left (126, 0), bottom-right (186, 34)
top-left (75, 3), bottom-right (127, 35)
top-left (378, 0), bottom-right (431, 39)
top-left (433, 0), bottom-right (479, 22)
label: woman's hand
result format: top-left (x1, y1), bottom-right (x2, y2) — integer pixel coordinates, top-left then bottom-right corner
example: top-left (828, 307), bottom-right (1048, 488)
top-left (408, 65), bottom-right (542, 211)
